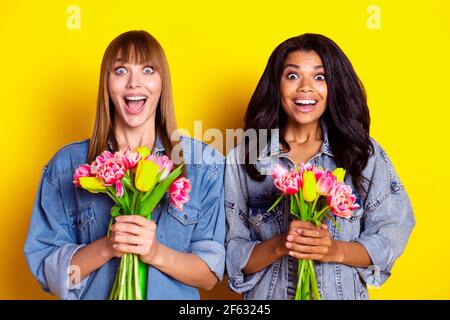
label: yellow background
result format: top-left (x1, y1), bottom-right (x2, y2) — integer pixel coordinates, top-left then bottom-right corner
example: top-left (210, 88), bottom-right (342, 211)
top-left (0, 0), bottom-right (449, 299)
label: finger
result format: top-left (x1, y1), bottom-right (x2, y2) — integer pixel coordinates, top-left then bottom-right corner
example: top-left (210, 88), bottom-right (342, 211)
top-left (288, 251), bottom-right (324, 261)
top-left (296, 228), bottom-right (328, 238)
top-left (290, 220), bottom-right (316, 230)
top-left (111, 222), bottom-right (145, 236)
top-left (112, 243), bottom-right (148, 256)
top-left (109, 231), bottom-right (134, 240)
top-left (115, 215), bottom-right (151, 227)
top-left (287, 234), bottom-right (322, 246)
top-left (321, 224), bottom-right (328, 230)
top-left (285, 242), bottom-right (328, 254)
top-left (111, 233), bottom-right (152, 246)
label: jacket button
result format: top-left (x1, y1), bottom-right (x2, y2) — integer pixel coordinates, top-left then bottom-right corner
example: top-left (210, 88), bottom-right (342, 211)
top-left (183, 214), bottom-right (188, 220)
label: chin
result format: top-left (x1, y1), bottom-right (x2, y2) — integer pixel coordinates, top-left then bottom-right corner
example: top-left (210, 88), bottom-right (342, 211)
top-left (291, 114), bottom-right (321, 126)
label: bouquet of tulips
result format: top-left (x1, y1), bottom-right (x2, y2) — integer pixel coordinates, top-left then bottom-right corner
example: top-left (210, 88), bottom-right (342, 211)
top-left (73, 146), bottom-right (191, 300)
top-left (268, 163), bottom-right (359, 300)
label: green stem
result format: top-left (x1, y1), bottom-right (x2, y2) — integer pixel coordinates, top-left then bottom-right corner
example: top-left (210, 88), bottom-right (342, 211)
top-left (310, 195), bottom-right (319, 219)
top-left (118, 254), bottom-right (128, 300)
top-left (127, 253), bottom-right (133, 299)
top-left (303, 263), bottom-right (311, 300)
top-left (108, 268), bottom-right (119, 300)
top-left (130, 191), bottom-right (138, 215)
top-left (326, 213), bottom-right (343, 233)
top-left (134, 254), bottom-right (142, 300)
top-left (295, 259), bottom-right (306, 300)
top-left (308, 259), bottom-right (321, 300)
top-left (114, 254), bottom-right (125, 300)
top-left (314, 205), bottom-right (329, 220)
top-left (106, 216), bottom-right (114, 238)
top-left (294, 193), bottom-right (304, 221)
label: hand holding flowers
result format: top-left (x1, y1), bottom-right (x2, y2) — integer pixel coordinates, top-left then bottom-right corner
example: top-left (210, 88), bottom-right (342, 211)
top-left (269, 163), bottom-right (359, 300)
top-left (73, 146), bottom-right (191, 300)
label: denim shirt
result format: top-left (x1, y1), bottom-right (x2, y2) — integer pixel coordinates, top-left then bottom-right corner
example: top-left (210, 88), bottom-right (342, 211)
top-left (224, 123), bottom-right (415, 300)
top-left (24, 135), bottom-right (226, 300)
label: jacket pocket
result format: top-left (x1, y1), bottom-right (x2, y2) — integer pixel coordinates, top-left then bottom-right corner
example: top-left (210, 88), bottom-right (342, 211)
top-left (246, 198), bottom-right (285, 241)
top-left (167, 203), bottom-right (200, 225)
top-left (164, 203), bottom-right (200, 251)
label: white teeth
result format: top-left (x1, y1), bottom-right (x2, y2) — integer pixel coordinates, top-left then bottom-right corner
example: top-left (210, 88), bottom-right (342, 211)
top-left (125, 96), bottom-right (147, 101)
top-left (295, 99), bottom-right (317, 105)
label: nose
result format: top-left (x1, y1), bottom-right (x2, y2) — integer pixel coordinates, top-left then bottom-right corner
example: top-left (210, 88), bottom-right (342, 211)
top-left (296, 77), bottom-right (314, 93)
top-left (126, 70), bottom-right (142, 89)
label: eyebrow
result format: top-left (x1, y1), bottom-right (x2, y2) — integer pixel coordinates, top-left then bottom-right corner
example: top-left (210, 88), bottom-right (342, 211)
top-left (283, 64), bottom-right (324, 70)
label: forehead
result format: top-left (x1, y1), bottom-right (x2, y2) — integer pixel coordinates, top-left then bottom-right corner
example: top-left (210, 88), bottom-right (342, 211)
top-left (284, 50), bottom-right (323, 67)
top-left (109, 45), bottom-right (155, 68)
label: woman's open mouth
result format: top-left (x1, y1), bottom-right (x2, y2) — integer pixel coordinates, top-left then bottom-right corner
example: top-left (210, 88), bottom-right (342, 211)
top-left (124, 95), bottom-right (147, 115)
top-left (293, 99), bottom-right (318, 113)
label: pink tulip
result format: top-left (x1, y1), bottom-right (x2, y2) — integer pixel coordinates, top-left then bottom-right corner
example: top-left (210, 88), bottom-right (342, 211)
top-left (73, 164), bottom-right (91, 187)
top-left (97, 159), bottom-right (125, 186)
top-left (272, 164), bottom-right (302, 195)
top-left (272, 164), bottom-right (288, 180)
top-left (90, 151), bottom-right (114, 176)
top-left (316, 171), bottom-right (337, 196)
top-left (327, 183), bottom-right (360, 219)
top-left (169, 177), bottom-right (192, 210)
top-left (302, 164), bottom-right (325, 181)
top-left (146, 154), bottom-right (174, 181)
top-left (115, 147), bottom-right (141, 170)
top-left (115, 180), bottom-right (124, 197)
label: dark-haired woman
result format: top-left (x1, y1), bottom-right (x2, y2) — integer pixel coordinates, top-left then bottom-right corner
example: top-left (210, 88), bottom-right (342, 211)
top-left (225, 34), bottom-right (415, 300)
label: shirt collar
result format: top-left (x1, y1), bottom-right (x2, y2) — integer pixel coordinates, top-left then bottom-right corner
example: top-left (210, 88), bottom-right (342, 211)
top-left (107, 134), bottom-right (166, 154)
top-left (256, 119), bottom-right (334, 161)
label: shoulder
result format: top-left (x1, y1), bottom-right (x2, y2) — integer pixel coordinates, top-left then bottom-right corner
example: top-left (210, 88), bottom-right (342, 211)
top-left (225, 140), bottom-right (246, 165)
top-left (44, 139), bottom-right (90, 183)
top-left (363, 137), bottom-right (395, 175)
top-left (362, 137), bottom-right (405, 201)
top-left (180, 135), bottom-right (224, 174)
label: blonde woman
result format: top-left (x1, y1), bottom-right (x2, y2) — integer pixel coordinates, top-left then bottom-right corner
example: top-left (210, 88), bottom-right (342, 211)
top-left (24, 30), bottom-right (225, 299)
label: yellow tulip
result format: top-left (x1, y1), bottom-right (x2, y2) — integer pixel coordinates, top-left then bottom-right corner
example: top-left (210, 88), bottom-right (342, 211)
top-left (302, 171), bottom-right (317, 202)
top-left (79, 177), bottom-right (107, 193)
top-left (136, 146), bottom-right (151, 160)
top-left (135, 160), bottom-right (159, 192)
top-left (332, 168), bottom-right (346, 182)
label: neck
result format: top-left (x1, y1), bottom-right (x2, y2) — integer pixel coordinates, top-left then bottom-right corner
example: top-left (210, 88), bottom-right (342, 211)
top-left (113, 120), bottom-right (156, 152)
top-left (284, 120), bottom-right (323, 144)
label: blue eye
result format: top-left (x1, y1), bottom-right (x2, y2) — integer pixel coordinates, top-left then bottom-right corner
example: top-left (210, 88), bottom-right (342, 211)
top-left (115, 67), bottom-right (127, 75)
top-left (143, 66), bottom-right (154, 74)
top-left (315, 74), bottom-right (326, 81)
top-left (287, 73), bottom-right (298, 80)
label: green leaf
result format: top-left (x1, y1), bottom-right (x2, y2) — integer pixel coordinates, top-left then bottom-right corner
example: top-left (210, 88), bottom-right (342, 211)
top-left (326, 213), bottom-right (343, 233)
top-left (122, 174), bottom-right (137, 193)
top-left (290, 195), bottom-right (300, 219)
top-left (139, 164), bottom-right (183, 217)
top-left (110, 205), bottom-right (121, 218)
top-left (267, 194), bottom-right (283, 212)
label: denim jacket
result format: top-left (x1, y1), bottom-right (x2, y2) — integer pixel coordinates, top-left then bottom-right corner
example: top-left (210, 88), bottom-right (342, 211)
top-left (225, 123), bottom-right (415, 300)
top-left (24, 135), bottom-right (226, 300)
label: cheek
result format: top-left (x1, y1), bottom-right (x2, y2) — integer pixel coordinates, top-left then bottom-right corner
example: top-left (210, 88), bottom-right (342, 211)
top-left (145, 75), bottom-right (163, 95)
top-left (108, 77), bottom-right (125, 103)
top-left (318, 83), bottom-right (328, 100)
top-left (279, 80), bottom-right (291, 100)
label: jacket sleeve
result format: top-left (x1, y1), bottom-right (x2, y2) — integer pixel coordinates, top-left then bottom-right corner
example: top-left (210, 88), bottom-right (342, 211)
top-left (225, 155), bottom-right (266, 293)
top-left (189, 161), bottom-right (226, 281)
top-left (23, 166), bottom-right (90, 299)
top-left (354, 142), bottom-right (416, 287)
